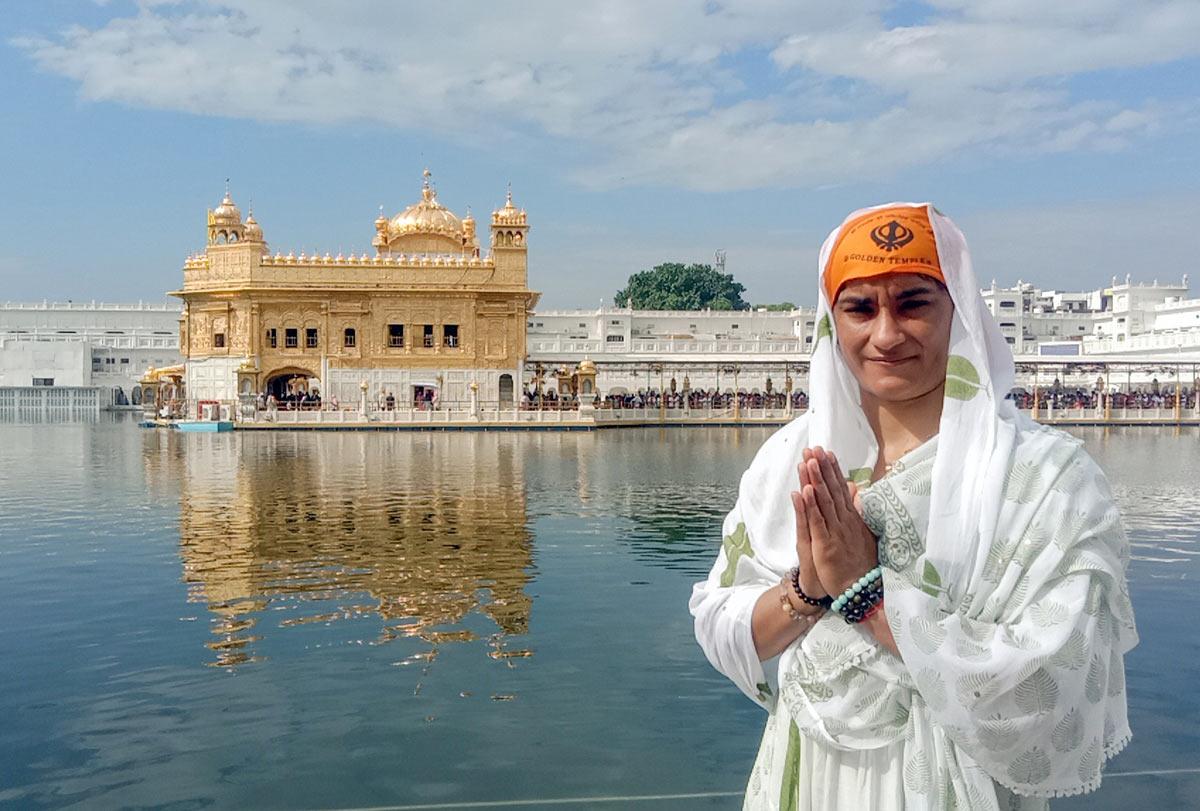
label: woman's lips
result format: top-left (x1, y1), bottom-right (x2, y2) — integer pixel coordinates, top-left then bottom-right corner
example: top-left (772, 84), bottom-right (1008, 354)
top-left (866, 357), bottom-right (917, 365)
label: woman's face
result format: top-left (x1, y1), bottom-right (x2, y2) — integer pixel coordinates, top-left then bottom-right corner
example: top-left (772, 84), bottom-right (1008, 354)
top-left (832, 273), bottom-right (954, 403)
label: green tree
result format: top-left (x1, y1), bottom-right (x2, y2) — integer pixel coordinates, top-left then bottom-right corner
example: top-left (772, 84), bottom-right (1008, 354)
top-left (613, 262), bottom-right (749, 310)
top-left (760, 302), bottom-right (797, 311)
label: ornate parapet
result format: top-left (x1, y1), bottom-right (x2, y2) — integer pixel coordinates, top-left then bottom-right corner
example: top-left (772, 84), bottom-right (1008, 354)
top-left (258, 252), bottom-right (493, 269)
top-left (179, 251), bottom-right (520, 294)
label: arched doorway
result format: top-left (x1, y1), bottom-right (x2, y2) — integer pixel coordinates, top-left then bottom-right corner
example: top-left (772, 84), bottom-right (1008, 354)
top-left (499, 373), bottom-right (514, 406)
top-left (264, 366), bottom-right (318, 401)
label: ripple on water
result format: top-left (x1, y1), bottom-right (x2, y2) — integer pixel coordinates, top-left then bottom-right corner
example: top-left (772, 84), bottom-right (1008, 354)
top-left (2, 421), bottom-right (1197, 809)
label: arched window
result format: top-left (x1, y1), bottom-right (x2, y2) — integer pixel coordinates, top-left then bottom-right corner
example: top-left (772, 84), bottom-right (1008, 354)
top-left (344, 327), bottom-right (356, 348)
top-left (499, 373), bottom-right (514, 405)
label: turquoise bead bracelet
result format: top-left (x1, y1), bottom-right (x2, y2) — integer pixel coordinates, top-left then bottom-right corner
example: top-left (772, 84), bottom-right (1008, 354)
top-left (829, 566), bottom-right (883, 612)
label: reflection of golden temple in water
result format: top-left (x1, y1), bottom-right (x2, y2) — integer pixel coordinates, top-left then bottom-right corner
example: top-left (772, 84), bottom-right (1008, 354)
top-left (145, 431), bottom-right (533, 668)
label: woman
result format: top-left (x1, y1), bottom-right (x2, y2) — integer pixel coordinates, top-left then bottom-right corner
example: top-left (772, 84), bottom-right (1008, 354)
top-left (690, 204), bottom-right (1137, 810)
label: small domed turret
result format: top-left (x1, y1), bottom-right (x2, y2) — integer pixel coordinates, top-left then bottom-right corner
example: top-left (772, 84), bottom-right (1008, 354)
top-left (207, 184), bottom-right (246, 246)
top-left (243, 211), bottom-right (263, 241)
top-left (212, 190), bottom-right (242, 225)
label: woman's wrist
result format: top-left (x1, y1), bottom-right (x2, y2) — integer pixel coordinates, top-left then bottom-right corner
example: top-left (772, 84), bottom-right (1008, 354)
top-left (829, 565), bottom-right (884, 624)
top-left (832, 557), bottom-right (880, 597)
top-left (789, 566), bottom-right (832, 609)
top-left (781, 574), bottom-right (825, 617)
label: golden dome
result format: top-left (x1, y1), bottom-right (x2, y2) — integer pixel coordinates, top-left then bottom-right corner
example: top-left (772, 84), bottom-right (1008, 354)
top-left (388, 169), bottom-right (463, 238)
top-left (243, 212), bottom-right (263, 241)
top-left (212, 189), bottom-right (241, 224)
top-left (578, 358), bottom-right (597, 373)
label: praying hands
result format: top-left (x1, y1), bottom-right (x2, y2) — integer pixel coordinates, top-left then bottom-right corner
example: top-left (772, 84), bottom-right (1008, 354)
top-left (791, 446), bottom-right (879, 598)
top-left (791, 447), bottom-right (898, 655)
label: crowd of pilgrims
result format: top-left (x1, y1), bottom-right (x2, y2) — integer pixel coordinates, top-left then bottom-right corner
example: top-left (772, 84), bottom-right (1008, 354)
top-left (526, 386), bottom-right (1195, 412)
top-left (1009, 379), bottom-right (1198, 410)
top-left (256, 389), bottom-right (329, 410)
top-left (520, 388), bottom-right (809, 410)
top-left (249, 380), bottom-right (1197, 412)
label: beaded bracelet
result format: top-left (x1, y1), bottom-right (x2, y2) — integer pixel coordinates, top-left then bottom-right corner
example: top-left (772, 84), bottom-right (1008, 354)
top-left (777, 581), bottom-right (822, 625)
top-left (830, 566), bottom-right (884, 624)
top-left (789, 566), bottom-right (833, 609)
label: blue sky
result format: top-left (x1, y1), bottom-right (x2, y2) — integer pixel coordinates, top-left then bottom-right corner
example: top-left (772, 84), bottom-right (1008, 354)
top-left (2, 1), bottom-right (1198, 308)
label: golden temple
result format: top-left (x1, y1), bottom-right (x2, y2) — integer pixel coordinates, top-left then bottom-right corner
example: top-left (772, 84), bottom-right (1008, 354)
top-left (173, 170), bottom-right (539, 408)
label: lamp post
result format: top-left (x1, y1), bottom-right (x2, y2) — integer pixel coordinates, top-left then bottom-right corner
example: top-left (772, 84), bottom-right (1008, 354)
top-left (733, 365), bottom-right (741, 420)
top-left (720, 364), bottom-right (739, 420)
top-left (1032, 363), bottom-right (1039, 420)
top-left (1104, 365), bottom-right (1111, 421)
top-left (359, 378), bottom-right (368, 417)
top-left (469, 380), bottom-right (479, 420)
top-left (651, 363), bottom-right (665, 422)
top-left (535, 362), bottom-right (545, 413)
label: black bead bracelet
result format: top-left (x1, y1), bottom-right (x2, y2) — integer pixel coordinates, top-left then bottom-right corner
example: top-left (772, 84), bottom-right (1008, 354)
top-left (789, 566), bottom-right (833, 609)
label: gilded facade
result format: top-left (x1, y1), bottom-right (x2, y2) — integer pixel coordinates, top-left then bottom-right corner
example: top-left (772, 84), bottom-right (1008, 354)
top-left (173, 171), bottom-right (539, 406)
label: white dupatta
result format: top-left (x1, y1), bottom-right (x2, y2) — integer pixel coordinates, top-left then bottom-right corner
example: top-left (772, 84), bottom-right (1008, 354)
top-left (692, 203), bottom-right (1137, 809)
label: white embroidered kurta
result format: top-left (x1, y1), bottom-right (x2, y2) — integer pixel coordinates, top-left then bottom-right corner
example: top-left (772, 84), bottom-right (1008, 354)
top-left (690, 203), bottom-right (1137, 810)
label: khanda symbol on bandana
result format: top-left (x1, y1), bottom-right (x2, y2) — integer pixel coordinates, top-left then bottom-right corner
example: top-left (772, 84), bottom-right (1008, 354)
top-left (870, 220), bottom-right (915, 252)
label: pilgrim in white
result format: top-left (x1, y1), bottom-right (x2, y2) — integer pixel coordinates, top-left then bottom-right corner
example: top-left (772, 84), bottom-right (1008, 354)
top-left (690, 204), bottom-right (1137, 810)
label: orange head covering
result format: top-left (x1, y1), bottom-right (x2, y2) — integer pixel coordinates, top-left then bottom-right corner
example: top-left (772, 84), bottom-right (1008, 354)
top-left (823, 205), bottom-right (945, 303)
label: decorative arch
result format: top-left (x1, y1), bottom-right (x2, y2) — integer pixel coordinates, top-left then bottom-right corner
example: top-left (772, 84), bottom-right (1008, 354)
top-left (263, 365), bottom-right (319, 399)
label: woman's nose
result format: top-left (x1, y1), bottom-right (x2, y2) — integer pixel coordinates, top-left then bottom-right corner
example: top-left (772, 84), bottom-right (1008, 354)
top-left (871, 307), bottom-right (906, 350)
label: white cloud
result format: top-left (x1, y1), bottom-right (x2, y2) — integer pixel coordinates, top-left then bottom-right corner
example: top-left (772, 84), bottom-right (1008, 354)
top-left (773, 2), bottom-right (1200, 90)
top-left (14, 0), bottom-right (1200, 190)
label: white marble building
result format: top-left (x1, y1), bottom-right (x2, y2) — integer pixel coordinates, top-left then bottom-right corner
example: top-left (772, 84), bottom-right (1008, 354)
top-left (4, 274), bottom-right (1200, 406)
top-left (527, 276), bottom-right (1200, 394)
top-left (0, 301), bottom-right (182, 405)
